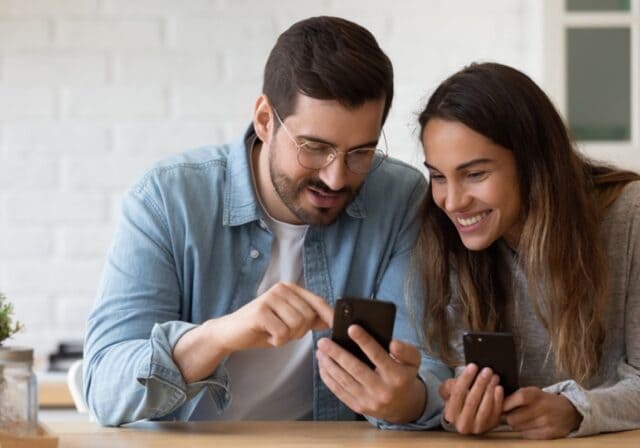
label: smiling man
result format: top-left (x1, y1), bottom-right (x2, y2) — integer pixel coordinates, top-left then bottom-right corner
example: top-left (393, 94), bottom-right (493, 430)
top-left (84, 16), bottom-right (449, 428)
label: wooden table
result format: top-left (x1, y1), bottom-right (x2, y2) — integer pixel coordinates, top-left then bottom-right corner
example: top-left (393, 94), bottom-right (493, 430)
top-left (39, 381), bottom-right (74, 408)
top-left (38, 372), bottom-right (74, 409)
top-left (47, 421), bottom-right (640, 448)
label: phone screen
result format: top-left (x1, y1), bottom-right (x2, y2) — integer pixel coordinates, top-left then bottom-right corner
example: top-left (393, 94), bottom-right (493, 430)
top-left (331, 298), bottom-right (396, 369)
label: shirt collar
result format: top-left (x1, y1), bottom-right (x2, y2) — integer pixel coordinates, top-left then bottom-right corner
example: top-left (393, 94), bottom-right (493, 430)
top-left (222, 126), bottom-right (262, 226)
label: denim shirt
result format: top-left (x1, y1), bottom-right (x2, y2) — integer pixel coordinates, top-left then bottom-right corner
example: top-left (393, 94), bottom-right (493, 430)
top-left (84, 128), bottom-right (450, 428)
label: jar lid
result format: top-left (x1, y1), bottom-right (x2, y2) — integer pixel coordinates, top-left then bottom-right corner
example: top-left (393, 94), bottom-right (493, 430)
top-left (0, 346), bottom-right (33, 362)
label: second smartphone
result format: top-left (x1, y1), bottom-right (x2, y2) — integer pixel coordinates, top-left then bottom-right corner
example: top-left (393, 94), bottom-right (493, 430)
top-left (463, 331), bottom-right (520, 396)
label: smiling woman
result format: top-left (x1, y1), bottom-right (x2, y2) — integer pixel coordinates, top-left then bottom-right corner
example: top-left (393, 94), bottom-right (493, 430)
top-left (414, 62), bottom-right (640, 439)
top-left (422, 119), bottom-right (521, 251)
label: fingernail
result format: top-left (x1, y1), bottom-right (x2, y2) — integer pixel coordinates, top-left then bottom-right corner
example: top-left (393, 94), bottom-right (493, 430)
top-left (481, 367), bottom-right (492, 377)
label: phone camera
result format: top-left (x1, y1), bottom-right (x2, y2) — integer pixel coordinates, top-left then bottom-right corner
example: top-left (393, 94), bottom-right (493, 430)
top-left (477, 337), bottom-right (483, 342)
top-left (342, 303), bottom-right (353, 319)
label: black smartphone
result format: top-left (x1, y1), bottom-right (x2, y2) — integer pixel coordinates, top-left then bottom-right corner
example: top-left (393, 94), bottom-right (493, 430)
top-left (463, 331), bottom-right (520, 396)
top-left (331, 298), bottom-right (396, 369)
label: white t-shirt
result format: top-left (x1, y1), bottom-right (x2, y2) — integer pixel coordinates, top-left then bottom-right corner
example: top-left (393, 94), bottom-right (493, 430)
top-left (215, 213), bottom-right (313, 420)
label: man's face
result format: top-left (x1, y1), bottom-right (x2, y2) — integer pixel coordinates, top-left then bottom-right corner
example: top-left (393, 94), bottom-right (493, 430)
top-left (266, 95), bottom-right (385, 226)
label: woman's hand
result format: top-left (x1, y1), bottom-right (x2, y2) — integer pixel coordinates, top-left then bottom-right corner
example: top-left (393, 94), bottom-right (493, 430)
top-left (503, 387), bottom-right (582, 439)
top-left (440, 363), bottom-right (504, 434)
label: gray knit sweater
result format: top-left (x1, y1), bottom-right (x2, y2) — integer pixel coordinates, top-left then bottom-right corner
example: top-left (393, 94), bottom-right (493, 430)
top-left (445, 181), bottom-right (640, 437)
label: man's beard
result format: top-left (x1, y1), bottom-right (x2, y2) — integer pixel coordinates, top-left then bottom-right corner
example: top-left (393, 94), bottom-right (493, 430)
top-left (269, 164), bottom-right (358, 226)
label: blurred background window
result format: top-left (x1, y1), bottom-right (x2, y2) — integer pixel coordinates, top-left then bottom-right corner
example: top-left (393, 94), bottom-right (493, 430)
top-left (544, 0), bottom-right (639, 168)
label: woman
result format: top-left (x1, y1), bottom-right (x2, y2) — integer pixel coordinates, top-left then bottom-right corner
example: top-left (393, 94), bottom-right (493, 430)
top-left (415, 62), bottom-right (640, 439)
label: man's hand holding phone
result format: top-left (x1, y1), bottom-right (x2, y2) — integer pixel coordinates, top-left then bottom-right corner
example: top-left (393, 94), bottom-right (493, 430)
top-left (316, 298), bottom-right (427, 424)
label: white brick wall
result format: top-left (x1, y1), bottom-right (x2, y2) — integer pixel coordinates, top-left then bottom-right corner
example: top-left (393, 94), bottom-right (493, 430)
top-left (0, 19), bottom-right (50, 49)
top-left (0, 0), bottom-right (543, 362)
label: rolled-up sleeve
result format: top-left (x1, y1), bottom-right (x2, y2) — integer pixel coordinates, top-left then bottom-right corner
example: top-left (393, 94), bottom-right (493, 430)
top-left (83, 178), bottom-right (230, 426)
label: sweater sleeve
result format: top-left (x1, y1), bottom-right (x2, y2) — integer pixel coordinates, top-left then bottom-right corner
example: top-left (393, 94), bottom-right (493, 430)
top-left (544, 185), bottom-right (640, 437)
top-left (544, 361), bottom-right (640, 437)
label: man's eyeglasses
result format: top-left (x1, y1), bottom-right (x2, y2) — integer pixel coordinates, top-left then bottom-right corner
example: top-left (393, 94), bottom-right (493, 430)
top-left (272, 107), bottom-right (388, 175)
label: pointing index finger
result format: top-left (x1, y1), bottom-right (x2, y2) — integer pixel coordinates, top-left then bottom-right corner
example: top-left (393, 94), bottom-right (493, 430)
top-left (281, 282), bottom-right (334, 327)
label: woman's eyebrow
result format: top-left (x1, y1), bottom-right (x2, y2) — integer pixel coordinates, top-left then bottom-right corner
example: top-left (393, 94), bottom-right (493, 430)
top-left (424, 158), bottom-right (494, 172)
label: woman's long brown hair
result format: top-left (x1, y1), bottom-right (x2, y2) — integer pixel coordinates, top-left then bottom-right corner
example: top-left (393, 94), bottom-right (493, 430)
top-left (416, 62), bottom-right (639, 384)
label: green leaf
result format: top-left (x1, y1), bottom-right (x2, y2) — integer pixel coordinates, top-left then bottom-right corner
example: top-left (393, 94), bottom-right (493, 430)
top-left (0, 292), bottom-right (23, 345)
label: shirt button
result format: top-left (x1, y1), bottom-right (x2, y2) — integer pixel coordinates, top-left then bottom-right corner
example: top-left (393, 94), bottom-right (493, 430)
top-left (250, 249), bottom-right (260, 259)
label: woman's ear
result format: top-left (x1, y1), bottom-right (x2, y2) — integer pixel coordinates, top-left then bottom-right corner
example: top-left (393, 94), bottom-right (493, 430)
top-left (253, 94), bottom-right (273, 143)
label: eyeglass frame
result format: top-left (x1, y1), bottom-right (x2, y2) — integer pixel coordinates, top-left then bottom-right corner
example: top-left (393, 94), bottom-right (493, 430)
top-left (270, 106), bottom-right (389, 175)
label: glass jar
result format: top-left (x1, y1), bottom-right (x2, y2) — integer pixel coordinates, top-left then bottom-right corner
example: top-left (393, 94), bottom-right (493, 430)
top-left (0, 346), bottom-right (38, 436)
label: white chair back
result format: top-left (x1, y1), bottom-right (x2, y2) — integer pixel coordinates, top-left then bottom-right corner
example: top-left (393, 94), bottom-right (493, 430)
top-left (67, 359), bottom-right (89, 414)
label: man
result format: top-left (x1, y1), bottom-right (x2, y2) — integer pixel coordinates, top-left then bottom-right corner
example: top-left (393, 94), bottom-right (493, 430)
top-left (84, 16), bottom-right (448, 428)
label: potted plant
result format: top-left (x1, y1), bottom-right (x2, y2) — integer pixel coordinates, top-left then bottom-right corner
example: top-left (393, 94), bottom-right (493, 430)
top-left (0, 292), bottom-right (37, 437)
top-left (0, 291), bottom-right (23, 346)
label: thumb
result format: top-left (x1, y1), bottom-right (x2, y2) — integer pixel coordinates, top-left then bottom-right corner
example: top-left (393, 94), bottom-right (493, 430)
top-left (389, 339), bottom-right (421, 368)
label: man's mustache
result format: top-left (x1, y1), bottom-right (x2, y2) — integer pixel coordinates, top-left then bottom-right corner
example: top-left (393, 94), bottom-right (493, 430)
top-left (303, 179), bottom-right (351, 195)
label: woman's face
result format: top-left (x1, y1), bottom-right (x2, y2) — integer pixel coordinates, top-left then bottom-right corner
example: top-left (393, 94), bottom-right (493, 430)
top-left (422, 118), bottom-right (522, 250)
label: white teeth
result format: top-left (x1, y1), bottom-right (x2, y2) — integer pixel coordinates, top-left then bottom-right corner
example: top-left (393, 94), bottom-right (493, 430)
top-left (457, 212), bottom-right (489, 227)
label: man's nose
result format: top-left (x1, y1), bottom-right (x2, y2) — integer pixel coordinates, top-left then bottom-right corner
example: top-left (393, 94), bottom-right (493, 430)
top-left (318, 153), bottom-right (349, 192)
